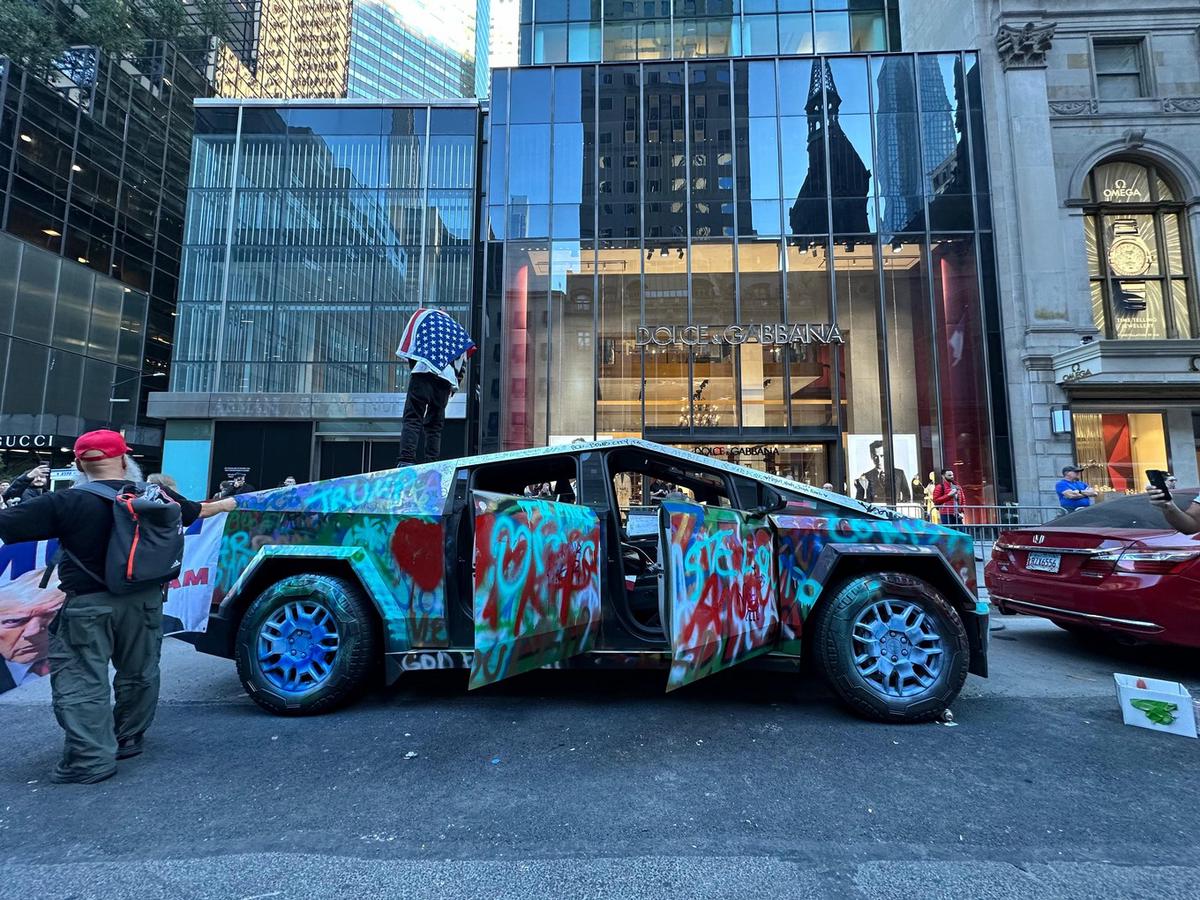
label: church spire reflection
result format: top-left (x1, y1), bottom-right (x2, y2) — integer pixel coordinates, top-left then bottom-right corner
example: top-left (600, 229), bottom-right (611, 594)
top-left (789, 58), bottom-right (871, 235)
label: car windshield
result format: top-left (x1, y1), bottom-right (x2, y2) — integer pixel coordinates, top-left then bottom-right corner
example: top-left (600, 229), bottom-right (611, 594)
top-left (1054, 490), bottom-right (1199, 530)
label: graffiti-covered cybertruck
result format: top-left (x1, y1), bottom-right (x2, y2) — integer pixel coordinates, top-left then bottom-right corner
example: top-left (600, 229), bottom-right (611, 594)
top-left (184, 440), bottom-right (987, 722)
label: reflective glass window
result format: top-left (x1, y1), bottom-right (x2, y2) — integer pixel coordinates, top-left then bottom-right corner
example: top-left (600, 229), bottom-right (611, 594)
top-left (53, 262), bottom-right (94, 353)
top-left (643, 242), bottom-right (690, 430)
top-left (534, 24), bottom-right (569, 63)
top-left (44, 349), bottom-right (83, 419)
top-left (511, 69), bottom-right (554, 123)
top-left (87, 278), bottom-right (123, 363)
top-left (0, 236), bottom-right (19, 335)
top-left (639, 20), bottom-right (672, 60)
top-left (814, 11), bottom-right (851, 52)
top-left (833, 237), bottom-right (890, 499)
top-left (569, 23), bottom-right (602, 61)
top-left (548, 241), bottom-right (596, 439)
top-left (689, 240), bottom-right (738, 427)
top-left (596, 239), bottom-right (643, 437)
top-left (930, 235), bottom-right (993, 499)
top-left (782, 236), bottom-right (830, 427)
top-left (743, 117), bottom-right (781, 200)
top-left (12, 244), bottom-right (58, 343)
top-left (689, 63), bottom-right (735, 238)
top-left (737, 239), bottom-right (787, 427)
top-left (918, 54), bottom-right (970, 199)
top-left (3, 339), bottom-right (49, 416)
top-left (501, 241), bottom-right (551, 448)
top-left (850, 11), bottom-right (886, 51)
top-left (741, 16), bottom-right (779, 57)
top-left (882, 239), bottom-right (936, 486)
top-left (508, 124), bottom-right (552, 205)
top-left (778, 14), bottom-right (815, 55)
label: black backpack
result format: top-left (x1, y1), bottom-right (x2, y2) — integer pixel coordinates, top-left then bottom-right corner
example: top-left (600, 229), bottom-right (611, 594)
top-left (63, 482), bottom-right (185, 595)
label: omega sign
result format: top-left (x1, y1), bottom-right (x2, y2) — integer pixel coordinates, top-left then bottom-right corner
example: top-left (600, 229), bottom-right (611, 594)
top-left (636, 323), bottom-right (845, 347)
top-left (0, 434), bottom-right (54, 449)
top-left (1102, 178), bottom-right (1144, 202)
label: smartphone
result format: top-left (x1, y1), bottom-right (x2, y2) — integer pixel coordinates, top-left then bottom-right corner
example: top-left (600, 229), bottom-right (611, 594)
top-left (1147, 469), bottom-right (1172, 501)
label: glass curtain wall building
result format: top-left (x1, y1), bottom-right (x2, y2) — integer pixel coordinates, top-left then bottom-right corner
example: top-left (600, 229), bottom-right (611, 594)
top-left (0, 46), bottom-right (211, 471)
top-left (481, 54), bottom-right (1004, 505)
top-left (348, 0), bottom-right (491, 100)
top-left (159, 101), bottom-right (479, 493)
top-left (518, 0), bottom-right (901, 64)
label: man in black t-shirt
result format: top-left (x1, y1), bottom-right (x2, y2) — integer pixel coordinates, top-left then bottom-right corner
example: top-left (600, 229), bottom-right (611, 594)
top-left (0, 430), bottom-right (235, 784)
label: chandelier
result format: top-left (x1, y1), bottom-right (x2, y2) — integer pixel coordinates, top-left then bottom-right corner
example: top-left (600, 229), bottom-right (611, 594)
top-left (679, 379), bottom-right (721, 428)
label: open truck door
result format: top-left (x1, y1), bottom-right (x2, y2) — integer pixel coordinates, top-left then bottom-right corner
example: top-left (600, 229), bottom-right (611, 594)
top-left (469, 492), bottom-right (603, 689)
top-left (659, 499), bottom-right (781, 690)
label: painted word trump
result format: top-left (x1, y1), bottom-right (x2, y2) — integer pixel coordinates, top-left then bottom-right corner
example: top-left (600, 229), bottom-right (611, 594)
top-left (636, 323), bottom-right (845, 347)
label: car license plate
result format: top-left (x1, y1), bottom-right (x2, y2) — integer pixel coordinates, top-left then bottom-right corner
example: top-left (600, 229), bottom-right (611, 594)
top-left (1026, 552), bottom-right (1061, 574)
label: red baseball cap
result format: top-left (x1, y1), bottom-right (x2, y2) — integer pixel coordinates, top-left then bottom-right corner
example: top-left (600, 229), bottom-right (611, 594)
top-left (74, 429), bottom-right (130, 461)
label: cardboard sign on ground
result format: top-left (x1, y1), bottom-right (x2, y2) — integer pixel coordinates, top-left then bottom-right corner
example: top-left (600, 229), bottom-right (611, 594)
top-left (1114, 673), bottom-right (1198, 738)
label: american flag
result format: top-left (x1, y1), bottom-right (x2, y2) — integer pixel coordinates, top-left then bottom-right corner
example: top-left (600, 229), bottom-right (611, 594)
top-left (395, 308), bottom-right (476, 371)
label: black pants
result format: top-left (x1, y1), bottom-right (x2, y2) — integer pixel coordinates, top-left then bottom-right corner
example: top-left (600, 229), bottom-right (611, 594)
top-left (398, 372), bottom-right (453, 465)
top-left (939, 512), bottom-right (963, 526)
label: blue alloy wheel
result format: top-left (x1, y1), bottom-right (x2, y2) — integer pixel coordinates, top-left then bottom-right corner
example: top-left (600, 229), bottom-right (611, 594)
top-left (256, 598), bottom-right (341, 693)
top-left (850, 598), bottom-right (944, 698)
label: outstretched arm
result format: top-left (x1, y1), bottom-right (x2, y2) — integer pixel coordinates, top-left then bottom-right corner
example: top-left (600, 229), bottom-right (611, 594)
top-left (199, 497), bottom-right (238, 518)
top-left (1148, 488), bottom-right (1200, 534)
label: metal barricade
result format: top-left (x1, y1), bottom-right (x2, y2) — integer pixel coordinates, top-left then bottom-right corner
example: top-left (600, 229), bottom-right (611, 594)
top-left (952, 505), bottom-right (1063, 560)
top-left (876, 504), bottom-right (1064, 560)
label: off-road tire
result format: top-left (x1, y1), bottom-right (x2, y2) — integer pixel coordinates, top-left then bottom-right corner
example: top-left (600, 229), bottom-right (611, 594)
top-left (235, 574), bottom-right (379, 716)
top-left (810, 571), bottom-right (969, 723)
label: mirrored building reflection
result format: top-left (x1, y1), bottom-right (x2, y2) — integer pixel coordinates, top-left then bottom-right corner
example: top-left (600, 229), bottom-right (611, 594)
top-left (155, 102), bottom-right (480, 494)
top-left (518, 0), bottom-right (902, 64)
top-left (482, 53), bottom-right (1004, 505)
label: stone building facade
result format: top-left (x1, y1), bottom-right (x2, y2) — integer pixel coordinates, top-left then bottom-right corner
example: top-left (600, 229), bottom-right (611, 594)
top-left (902, 0), bottom-right (1200, 506)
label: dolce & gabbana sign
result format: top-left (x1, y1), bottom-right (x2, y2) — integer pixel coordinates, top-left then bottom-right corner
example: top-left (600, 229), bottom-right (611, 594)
top-left (0, 434), bottom-right (54, 449)
top-left (636, 323), bottom-right (845, 347)
top-left (690, 444), bottom-right (779, 458)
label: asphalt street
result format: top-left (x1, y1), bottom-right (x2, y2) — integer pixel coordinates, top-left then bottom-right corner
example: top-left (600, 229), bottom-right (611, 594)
top-left (2, 615), bottom-right (1199, 900)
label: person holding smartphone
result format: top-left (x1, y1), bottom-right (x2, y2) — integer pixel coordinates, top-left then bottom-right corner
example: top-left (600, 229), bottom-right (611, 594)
top-left (1147, 472), bottom-right (1200, 534)
top-left (3, 463), bottom-right (51, 506)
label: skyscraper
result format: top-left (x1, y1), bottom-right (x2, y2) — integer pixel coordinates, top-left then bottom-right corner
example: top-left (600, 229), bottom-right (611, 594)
top-left (348, 0), bottom-right (491, 100)
top-left (489, 0), bottom-right (522, 69)
top-left (212, 0), bottom-right (355, 98)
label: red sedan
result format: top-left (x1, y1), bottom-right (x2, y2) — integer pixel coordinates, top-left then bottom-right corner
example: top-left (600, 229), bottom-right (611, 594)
top-left (985, 491), bottom-right (1200, 646)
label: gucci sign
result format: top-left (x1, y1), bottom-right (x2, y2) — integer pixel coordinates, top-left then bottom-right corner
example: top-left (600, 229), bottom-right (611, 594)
top-left (0, 434), bottom-right (54, 449)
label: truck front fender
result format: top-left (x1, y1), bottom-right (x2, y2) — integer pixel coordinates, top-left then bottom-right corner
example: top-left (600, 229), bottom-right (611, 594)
top-left (806, 543), bottom-right (988, 678)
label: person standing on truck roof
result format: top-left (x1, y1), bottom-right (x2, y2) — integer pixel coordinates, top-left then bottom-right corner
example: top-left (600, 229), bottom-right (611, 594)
top-left (0, 430), bottom-right (236, 784)
top-left (394, 307), bottom-right (476, 466)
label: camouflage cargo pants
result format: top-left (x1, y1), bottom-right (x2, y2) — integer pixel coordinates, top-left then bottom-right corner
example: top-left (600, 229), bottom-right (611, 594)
top-left (48, 585), bottom-right (165, 779)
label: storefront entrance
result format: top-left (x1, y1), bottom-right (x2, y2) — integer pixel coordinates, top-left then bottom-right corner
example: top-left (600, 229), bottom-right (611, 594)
top-left (315, 420), bottom-right (468, 479)
top-left (317, 439), bottom-right (402, 480)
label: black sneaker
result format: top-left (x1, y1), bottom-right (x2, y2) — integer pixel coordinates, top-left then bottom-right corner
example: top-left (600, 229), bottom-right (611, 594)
top-left (116, 736), bottom-right (144, 760)
top-left (50, 767), bottom-right (117, 785)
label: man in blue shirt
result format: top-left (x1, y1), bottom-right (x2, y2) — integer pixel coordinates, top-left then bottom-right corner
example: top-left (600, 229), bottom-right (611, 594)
top-left (1055, 464), bottom-right (1097, 512)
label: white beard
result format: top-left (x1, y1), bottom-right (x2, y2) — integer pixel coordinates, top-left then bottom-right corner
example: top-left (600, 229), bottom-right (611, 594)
top-left (73, 456), bottom-right (145, 485)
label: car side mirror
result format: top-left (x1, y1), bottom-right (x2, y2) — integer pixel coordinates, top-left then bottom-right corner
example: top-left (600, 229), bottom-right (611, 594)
top-left (747, 494), bottom-right (787, 520)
